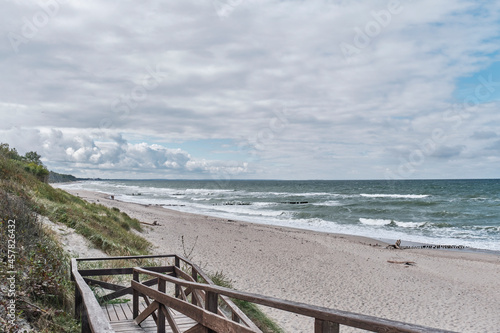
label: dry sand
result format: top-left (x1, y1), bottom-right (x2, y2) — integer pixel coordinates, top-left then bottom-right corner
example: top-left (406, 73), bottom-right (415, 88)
top-left (41, 215), bottom-right (107, 258)
top-left (64, 189), bottom-right (500, 333)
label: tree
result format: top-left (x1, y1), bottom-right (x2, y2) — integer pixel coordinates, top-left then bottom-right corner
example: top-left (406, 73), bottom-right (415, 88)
top-left (24, 151), bottom-right (43, 165)
top-left (0, 143), bottom-right (22, 161)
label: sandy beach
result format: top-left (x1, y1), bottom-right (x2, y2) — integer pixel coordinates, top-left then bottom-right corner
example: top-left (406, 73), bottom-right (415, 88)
top-left (63, 189), bottom-right (500, 333)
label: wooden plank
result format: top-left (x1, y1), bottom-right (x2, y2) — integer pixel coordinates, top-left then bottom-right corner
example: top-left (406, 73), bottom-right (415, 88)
top-left (102, 303), bottom-right (132, 322)
top-left (102, 303), bottom-right (112, 321)
top-left (111, 303), bottom-right (121, 321)
top-left (174, 266), bottom-right (195, 282)
top-left (125, 301), bottom-right (133, 318)
top-left (103, 277), bottom-right (158, 302)
top-left (133, 270), bottom-right (139, 319)
top-left (102, 304), bottom-right (116, 322)
top-left (79, 265), bottom-right (174, 277)
top-left (74, 284), bottom-right (82, 320)
top-left (158, 279), bottom-right (166, 333)
top-left (162, 306), bottom-right (180, 333)
top-left (84, 277), bottom-right (126, 291)
top-left (205, 291), bottom-right (218, 314)
top-left (179, 286), bottom-right (188, 302)
top-left (76, 254), bottom-right (177, 262)
top-left (192, 289), bottom-right (205, 308)
top-left (118, 303), bottom-right (129, 320)
top-left (205, 291), bottom-right (218, 333)
top-left (220, 295), bottom-right (261, 332)
top-left (81, 305), bottom-right (90, 333)
top-left (134, 301), bottom-right (159, 325)
top-left (174, 257), bottom-right (181, 299)
top-left (184, 324), bottom-right (208, 333)
top-left (191, 267), bottom-right (198, 306)
top-left (142, 294), bottom-right (158, 324)
top-left (110, 320), bottom-right (148, 333)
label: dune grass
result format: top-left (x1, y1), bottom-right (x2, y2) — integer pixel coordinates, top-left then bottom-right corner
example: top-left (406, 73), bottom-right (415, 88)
top-left (0, 147), bottom-right (151, 256)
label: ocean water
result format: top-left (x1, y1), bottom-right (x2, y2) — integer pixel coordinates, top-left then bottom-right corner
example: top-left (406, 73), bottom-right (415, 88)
top-left (56, 179), bottom-right (500, 252)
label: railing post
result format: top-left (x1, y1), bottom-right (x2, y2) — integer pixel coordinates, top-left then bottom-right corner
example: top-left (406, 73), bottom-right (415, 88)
top-left (157, 279), bottom-right (166, 333)
top-left (206, 291), bottom-right (219, 333)
top-left (191, 267), bottom-right (198, 306)
top-left (75, 285), bottom-right (82, 320)
top-left (133, 270), bottom-right (139, 319)
top-left (315, 319), bottom-right (340, 333)
top-left (174, 256), bottom-right (181, 298)
top-left (81, 306), bottom-right (90, 333)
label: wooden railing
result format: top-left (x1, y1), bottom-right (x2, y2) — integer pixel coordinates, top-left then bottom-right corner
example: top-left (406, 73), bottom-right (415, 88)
top-left (132, 260), bottom-right (458, 333)
top-left (72, 254), bottom-right (459, 333)
top-left (71, 254), bottom-right (259, 333)
top-left (71, 257), bottom-right (114, 333)
top-left (132, 255), bottom-right (262, 333)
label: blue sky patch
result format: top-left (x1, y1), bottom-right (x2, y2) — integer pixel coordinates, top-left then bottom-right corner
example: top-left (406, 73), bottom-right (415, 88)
top-left (454, 61), bottom-right (500, 103)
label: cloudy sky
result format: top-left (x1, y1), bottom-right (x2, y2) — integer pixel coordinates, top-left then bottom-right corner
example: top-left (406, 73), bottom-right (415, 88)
top-left (1, 0), bottom-right (500, 180)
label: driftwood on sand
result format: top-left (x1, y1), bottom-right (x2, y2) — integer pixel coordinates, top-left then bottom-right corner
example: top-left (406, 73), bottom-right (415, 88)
top-left (386, 239), bottom-right (469, 250)
top-left (386, 239), bottom-right (402, 249)
top-left (140, 220), bottom-right (160, 226)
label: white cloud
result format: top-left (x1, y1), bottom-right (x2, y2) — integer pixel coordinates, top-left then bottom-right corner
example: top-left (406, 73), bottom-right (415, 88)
top-left (0, 128), bottom-right (247, 178)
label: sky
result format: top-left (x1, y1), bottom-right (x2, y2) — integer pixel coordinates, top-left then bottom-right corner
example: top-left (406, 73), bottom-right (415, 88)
top-left (1, 0), bottom-right (500, 180)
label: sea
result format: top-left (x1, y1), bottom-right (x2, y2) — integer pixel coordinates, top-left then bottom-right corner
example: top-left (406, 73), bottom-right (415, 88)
top-left (56, 179), bottom-right (500, 252)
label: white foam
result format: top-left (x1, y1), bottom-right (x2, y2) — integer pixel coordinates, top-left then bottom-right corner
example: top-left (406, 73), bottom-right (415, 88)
top-left (313, 200), bottom-right (342, 206)
top-left (394, 221), bottom-right (426, 228)
top-left (360, 194), bottom-right (429, 199)
top-left (359, 218), bottom-right (426, 228)
top-left (359, 218), bottom-right (392, 226)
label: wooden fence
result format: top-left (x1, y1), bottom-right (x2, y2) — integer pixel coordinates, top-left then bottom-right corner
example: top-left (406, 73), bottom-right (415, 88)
top-left (71, 254), bottom-right (458, 333)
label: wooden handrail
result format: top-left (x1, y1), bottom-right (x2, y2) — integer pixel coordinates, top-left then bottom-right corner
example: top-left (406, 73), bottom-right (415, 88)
top-left (75, 254), bottom-right (177, 262)
top-left (72, 254), bottom-right (460, 333)
top-left (71, 259), bottom-right (114, 333)
top-left (133, 266), bottom-right (458, 333)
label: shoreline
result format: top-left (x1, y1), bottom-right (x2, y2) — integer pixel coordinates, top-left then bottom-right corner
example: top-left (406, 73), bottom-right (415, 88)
top-left (62, 188), bottom-right (500, 332)
top-left (51, 180), bottom-right (500, 254)
top-left (73, 189), bottom-right (500, 261)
